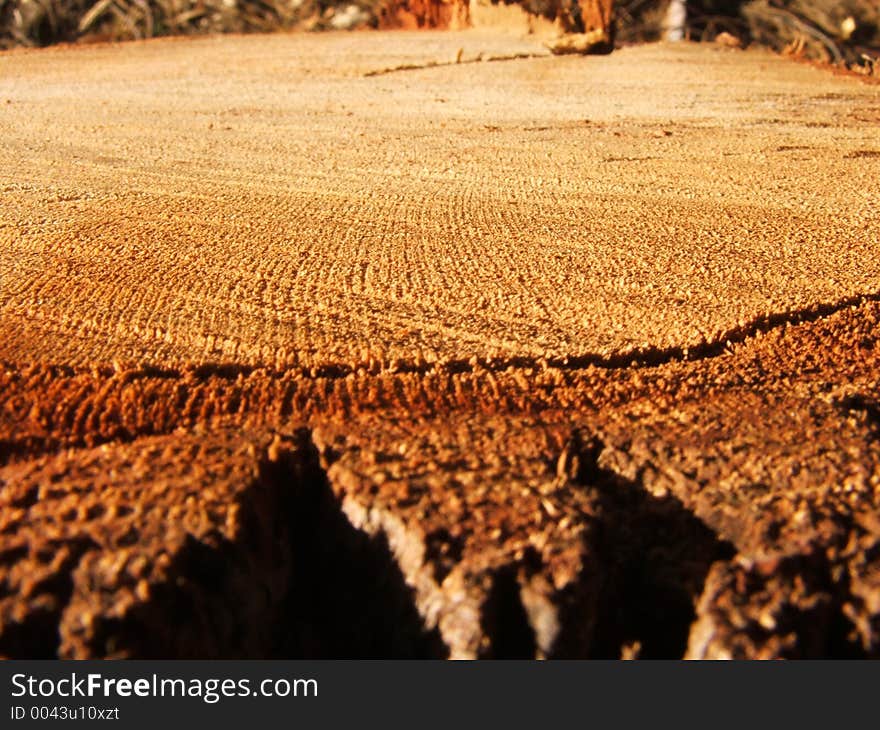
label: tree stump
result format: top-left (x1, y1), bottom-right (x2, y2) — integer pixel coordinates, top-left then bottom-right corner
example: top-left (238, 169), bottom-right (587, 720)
top-left (378, 0), bottom-right (615, 51)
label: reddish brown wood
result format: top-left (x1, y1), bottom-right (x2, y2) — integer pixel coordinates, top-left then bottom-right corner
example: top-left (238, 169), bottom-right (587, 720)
top-left (377, 0), bottom-right (615, 38)
top-left (578, 0), bottom-right (614, 39)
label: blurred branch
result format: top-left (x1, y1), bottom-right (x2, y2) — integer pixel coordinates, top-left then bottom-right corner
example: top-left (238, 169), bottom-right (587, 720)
top-left (752, 1), bottom-right (844, 63)
top-left (663, 0), bottom-right (686, 40)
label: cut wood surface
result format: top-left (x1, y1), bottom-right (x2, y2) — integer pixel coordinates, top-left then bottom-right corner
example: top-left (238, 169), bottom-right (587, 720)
top-left (1, 32), bottom-right (879, 659)
top-left (1, 32), bottom-right (878, 369)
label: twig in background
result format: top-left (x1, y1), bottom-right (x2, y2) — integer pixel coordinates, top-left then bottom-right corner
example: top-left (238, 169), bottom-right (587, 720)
top-left (664, 0), bottom-right (686, 41)
top-left (761, 2), bottom-right (844, 64)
